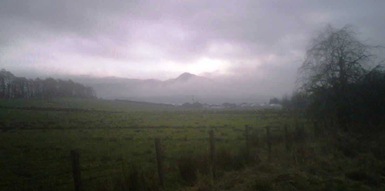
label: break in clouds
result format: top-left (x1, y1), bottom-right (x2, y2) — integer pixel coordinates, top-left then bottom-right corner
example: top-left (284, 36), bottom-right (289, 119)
top-left (1, 0), bottom-right (385, 102)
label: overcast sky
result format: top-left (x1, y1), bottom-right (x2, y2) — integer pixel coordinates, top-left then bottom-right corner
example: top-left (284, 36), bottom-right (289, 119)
top-left (1, 0), bottom-right (385, 96)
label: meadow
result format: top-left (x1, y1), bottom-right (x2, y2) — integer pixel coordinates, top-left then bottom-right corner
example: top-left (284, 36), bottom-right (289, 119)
top-left (1, 98), bottom-right (384, 191)
top-left (0, 98), bottom-right (283, 190)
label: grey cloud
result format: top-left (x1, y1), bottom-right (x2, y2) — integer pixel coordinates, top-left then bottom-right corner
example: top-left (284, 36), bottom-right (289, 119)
top-left (1, 0), bottom-right (385, 99)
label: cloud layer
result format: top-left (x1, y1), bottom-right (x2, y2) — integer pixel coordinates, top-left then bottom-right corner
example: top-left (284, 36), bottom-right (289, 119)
top-left (1, 0), bottom-right (385, 98)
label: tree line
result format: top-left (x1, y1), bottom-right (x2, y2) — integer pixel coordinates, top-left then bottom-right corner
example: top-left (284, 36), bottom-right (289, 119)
top-left (0, 69), bottom-right (95, 99)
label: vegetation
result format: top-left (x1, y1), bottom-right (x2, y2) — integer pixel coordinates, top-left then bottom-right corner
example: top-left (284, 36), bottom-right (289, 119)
top-left (0, 98), bottom-right (274, 190)
top-left (1, 97), bottom-right (385, 191)
top-left (0, 69), bottom-right (95, 99)
top-left (295, 25), bottom-right (385, 133)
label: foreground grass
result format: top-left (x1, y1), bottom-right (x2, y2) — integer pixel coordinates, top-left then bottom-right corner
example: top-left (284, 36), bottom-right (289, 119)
top-left (186, 134), bottom-right (385, 191)
top-left (2, 98), bottom-right (384, 190)
top-left (0, 98), bottom-right (289, 190)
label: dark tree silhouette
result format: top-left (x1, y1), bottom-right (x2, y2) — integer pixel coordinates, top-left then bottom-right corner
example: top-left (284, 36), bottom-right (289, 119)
top-left (299, 25), bottom-right (373, 93)
top-left (0, 69), bottom-right (96, 99)
top-left (298, 25), bottom-right (381, 132)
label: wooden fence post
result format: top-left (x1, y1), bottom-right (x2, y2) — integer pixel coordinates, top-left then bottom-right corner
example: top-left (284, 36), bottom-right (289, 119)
top-left (209, 130), bottom-right (216, 179)
top-left (295, 122), bottom-right (306, 143)
top-left (265, 126), bottom-right (272, 161)
top-left (284, 124), bottom-right (291, 152)
top-left (154, 138), bottom-right (164, 188)
top-left (313, 121), bottom-right (319, 138)
top-left (245, 125), bottom-right (250, 159)
top-left (71, 150), bottom-right (82, 191)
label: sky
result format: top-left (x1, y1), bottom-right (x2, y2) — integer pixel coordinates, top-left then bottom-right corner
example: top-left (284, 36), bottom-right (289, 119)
top-left (1, 0), bottom-right (385, 97)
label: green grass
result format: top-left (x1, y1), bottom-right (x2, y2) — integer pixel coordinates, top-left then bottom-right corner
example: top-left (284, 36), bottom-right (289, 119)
top-left (0, 98), bottom-right (290, 190)
top-left (0, 98), bottom-right (279, 130)
top-left (0, 127), bottom-right (256, 190)
top-left (2, 98), bottom-right (383, 191)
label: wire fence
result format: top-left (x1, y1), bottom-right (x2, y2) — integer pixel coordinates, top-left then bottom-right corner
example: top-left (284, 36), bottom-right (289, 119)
top-left (1, 122), bottom-right (313, 191)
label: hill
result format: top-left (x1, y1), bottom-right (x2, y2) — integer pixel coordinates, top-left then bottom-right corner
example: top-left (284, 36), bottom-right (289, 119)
top-left (73, 73), bottom-right (268, 104)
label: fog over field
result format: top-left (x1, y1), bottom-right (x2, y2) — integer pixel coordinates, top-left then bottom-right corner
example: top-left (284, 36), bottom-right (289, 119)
top-left (3, 2), bottom-right (385, 190)
top-left (1, 0), bottom-right (385, 103)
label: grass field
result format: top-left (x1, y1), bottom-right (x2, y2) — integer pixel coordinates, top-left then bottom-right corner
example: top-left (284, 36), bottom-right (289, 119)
top-left (0, 98), bottom-right (287, 190)
top-left (1, 98), bottom-right (385, 191)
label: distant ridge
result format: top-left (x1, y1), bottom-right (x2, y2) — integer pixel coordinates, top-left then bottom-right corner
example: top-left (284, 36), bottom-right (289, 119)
top-left (165, 72), bottom-right (210, 85)
top-left (72, 72), bottom-right (268, 104)
top-left (175, 72), bottom-right (197, 82)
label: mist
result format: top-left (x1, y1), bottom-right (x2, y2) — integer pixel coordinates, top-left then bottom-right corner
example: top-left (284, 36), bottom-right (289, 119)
top-left (3, 1), bottom-right (385, 190)
top-left (1, 0), bottom-right (385, 103)
top-left (67, 70), bottom-right (294, 104)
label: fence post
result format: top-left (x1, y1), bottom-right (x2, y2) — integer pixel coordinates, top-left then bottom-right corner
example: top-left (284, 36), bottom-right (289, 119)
top-left (295, 122), bottom-right (307, 143)
top-left (265, 126), bottom-right (272, 161)
top-left (71, 150), bottom-right (82, 191)
top-left (284, 124), bottom-right (291, 152)
top-left (209, 130), bottom-right (216, 179)
top-left (154, 138), bottom-right (164, 188)
top-left (245, 125), bottom-right (250, 159)
top-left (313, 121), bottom-right (319, 138)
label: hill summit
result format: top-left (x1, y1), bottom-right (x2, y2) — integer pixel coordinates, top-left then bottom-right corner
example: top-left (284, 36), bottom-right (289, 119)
top-left (174, 72), bottom-right (197, 82)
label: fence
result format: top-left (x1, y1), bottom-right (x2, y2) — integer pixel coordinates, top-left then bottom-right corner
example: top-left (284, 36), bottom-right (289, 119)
top-left (0, 120), bottom-right (316, 191)
top-left (63, 123), bottom-right (310, 191)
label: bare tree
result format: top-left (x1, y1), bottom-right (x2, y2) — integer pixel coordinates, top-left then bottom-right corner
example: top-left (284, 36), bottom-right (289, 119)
top-left (298, 25), bottom-right (378, 131)
top-left (299, 25), bottom-right (374, 93)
